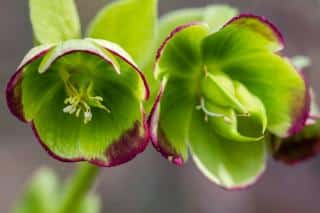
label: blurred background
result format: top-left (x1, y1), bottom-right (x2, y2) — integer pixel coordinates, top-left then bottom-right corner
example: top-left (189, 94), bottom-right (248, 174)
top-left (1, 0), bottom-right (320, 212)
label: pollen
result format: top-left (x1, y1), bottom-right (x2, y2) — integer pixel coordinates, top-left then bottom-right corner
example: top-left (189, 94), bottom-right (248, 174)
top-left (62, 80), bottom-right (110, 124)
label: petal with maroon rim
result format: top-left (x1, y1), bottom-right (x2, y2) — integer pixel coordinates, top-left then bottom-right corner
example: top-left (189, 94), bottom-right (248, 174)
top-left (272, 83), bottom-right (318, 165)
top-left (202, 15), bottom-right (307, 137)
top-left (39, 39), bottom-right (121, 74)
top-left (31, 49), bottom-right (148, 165)
top-left (189, 108), bottom-right (267, 190)
top-left (149, 23), bottom-right (209, 165)
top-left (149, 77), bottom-right (196, 165)
top-left (6, 44), bottom-right (55, 122)
top-left (223, 14), bottom-right (284, 52)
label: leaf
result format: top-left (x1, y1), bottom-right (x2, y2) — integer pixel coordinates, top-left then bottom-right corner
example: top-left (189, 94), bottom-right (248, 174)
top-left (157, 5), bottom-right (238, 46)
top-left (189, 109), bottom-right (266, 189)
top-left (13, 168), bottom-right (60, 213)
top-left (13, 168), bottom-right (101, 213)
top-left (87, 0), bottom-right (158, 65)
top-left (29, 0), bottom-right (81, 44)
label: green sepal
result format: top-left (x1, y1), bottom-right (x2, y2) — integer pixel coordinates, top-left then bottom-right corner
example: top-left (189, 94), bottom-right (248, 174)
top-left (29, 0), bottom-right (81, 44)
top-left (155, 23), bottom-right (209, 80)
top-left (189, 109), bottom-right (267, 189)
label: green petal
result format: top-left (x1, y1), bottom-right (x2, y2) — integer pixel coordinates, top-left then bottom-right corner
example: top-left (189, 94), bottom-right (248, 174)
top-left (29, 0), bottom-right (81, 44)
top-left (38, 39), bottom-right (120, 74)
top-left (202, 15), bottom-right (284, 62)
top-left (189, 109), bottom-right (266, 189)
top-left (22, 60), bottom-right (64, 121)
top-left (150, 77), bottom-right (196, 163)
top-left (202, 15), bottom-right (306, 136)
top-left (219, 53), bottom-right (305, 136)
top-left (155, 23), bottom-right (209, 80)
top-left (87, 0), bottom-right (157, 65)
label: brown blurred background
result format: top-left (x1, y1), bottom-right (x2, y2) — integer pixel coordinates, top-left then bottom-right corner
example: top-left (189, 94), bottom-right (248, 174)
top-left (1, 0), bottom-right (320, 212)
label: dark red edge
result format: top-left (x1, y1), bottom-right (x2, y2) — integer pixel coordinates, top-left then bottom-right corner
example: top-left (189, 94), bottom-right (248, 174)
top-left (272, 70), bottom-right (319, 166)
top-left (5, 48), bottom-right (52, 122)
top-left (147, 80), bottom-right (184, 166)
top-left (8, 48), bottom-right (150, 167)
top-left (224, 13), bottom-right (285, 48)
top-left (31, 109), bottom-right (149, 167)
top-left (148, 22), bottom-right (207, 166)
top-left (287, 70), bottom-right (311, 136)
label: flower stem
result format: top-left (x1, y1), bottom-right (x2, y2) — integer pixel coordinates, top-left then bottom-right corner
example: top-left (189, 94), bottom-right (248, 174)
top-left (58, 163), bottom-right (100, 213)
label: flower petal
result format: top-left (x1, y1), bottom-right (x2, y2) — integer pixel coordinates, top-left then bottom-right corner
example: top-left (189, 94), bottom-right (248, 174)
top-left (148, 78), bottom-right (195, 165)
top-left (155, 22), bottom-right (209, 79)
top-left (202, 15), bottom-right (307, 137)
top-left (189, 109), bottom-right (267, 190)
top-left (38, 39), bottom-right (121, 74)
top-left (6, 44), bottom-right (55, 122)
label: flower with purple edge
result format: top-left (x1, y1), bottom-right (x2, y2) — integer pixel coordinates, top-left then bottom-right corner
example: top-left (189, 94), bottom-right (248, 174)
top-left (149, 14), bottom-right (309, 189)
top-left (6, 38), bottom-right (150, 167)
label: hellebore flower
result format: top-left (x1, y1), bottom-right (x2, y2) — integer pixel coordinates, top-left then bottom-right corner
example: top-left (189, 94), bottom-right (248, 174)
top-left (6, 39), bottom-right (149, 166)
top-left (149, 14), bottom-right (309, 189)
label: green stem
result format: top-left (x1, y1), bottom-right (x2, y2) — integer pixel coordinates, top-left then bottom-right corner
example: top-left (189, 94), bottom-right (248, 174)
top-left (58, 163), bottom-right (100, 213)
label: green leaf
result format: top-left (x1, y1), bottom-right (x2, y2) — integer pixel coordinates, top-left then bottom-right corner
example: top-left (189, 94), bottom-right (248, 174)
top-left (87, 0), bottom-right (158, 65)
top-left (29, 0), bottom-right (81, 44)
top-left (157, 5), bottom-right (238, 46)
top-left (202, 16), bottom-right (306, 136)
top-left (189, 109), bottom-right (266, 189)
top-left (13, 168), bottom-right (101, 213)
top-left (13, 168), bottom-right (60, 213)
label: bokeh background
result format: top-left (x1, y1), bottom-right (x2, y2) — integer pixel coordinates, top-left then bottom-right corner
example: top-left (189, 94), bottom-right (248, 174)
top-left (1, 0), bottom-right (320, 212)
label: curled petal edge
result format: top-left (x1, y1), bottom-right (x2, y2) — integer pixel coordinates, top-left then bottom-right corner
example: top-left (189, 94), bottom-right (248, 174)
top-left (148, 80), bottom-right (185, 166)
top-left (31, 111), bottom-right (149, 167)
top-left (223, 13), bottom-right (285, 51)
top-left (6, 45), bottom-right (54, 122)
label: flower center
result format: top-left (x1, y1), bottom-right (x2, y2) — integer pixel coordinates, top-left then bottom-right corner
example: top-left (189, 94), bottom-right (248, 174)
top-left (62, 80), bottom-right (110, 124)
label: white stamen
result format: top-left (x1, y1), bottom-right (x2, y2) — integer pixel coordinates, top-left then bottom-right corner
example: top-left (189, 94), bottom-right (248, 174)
top-left (84, 110), bottom-right (92, 124)
top-left (196, 97), bottom-right (232, 123)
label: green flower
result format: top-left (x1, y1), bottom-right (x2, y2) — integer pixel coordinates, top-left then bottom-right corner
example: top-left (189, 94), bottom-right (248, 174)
top-left (6, 38), bottom-right (149, 166)
top-left (149, 14), bottom-right (309, 189)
